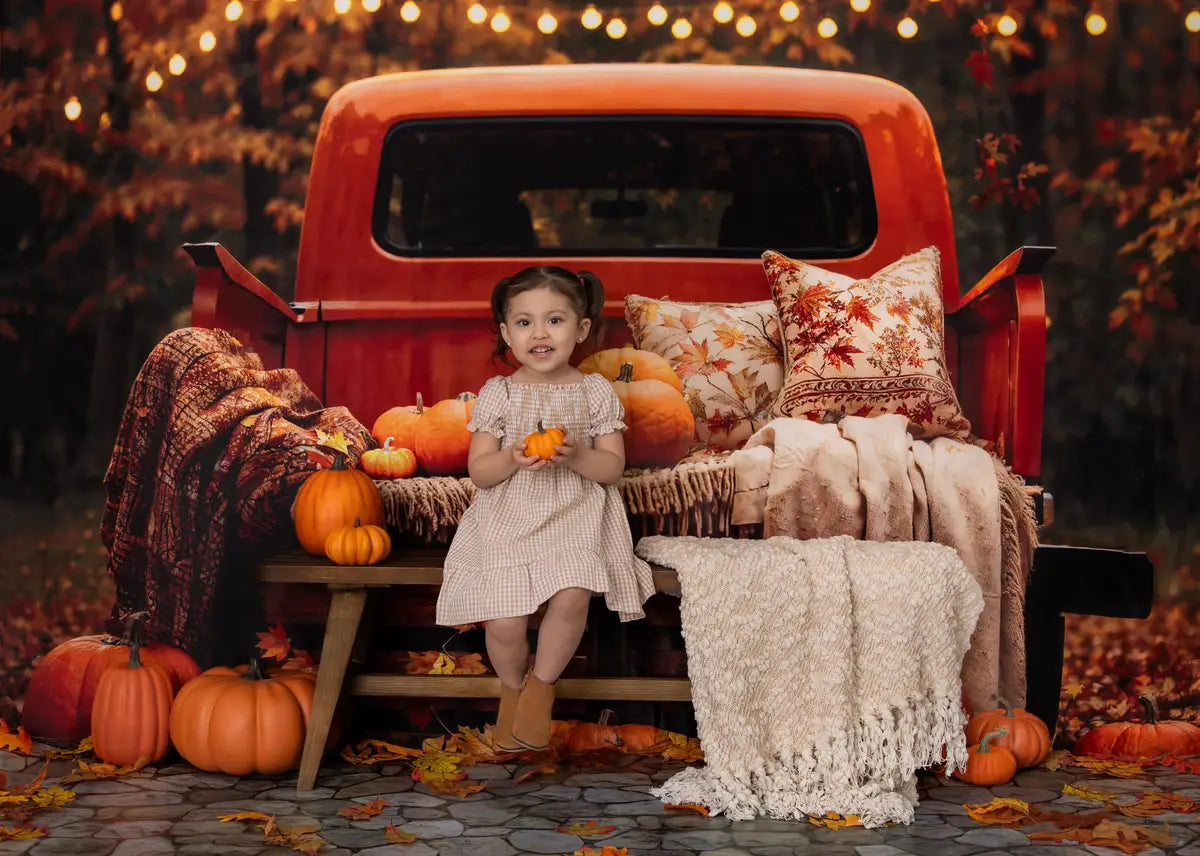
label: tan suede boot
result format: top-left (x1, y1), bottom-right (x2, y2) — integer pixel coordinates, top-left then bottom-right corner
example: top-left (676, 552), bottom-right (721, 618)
top-left (491, 678), bottom-right (526, 753)
top-left (511, 672), bottom-right (557, 751)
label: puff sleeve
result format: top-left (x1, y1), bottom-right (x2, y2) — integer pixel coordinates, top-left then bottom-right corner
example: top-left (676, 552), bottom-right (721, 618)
top-left (466, 376), bottom-right (508, 439)
top-left (584, 374), bottom-right (627, 437)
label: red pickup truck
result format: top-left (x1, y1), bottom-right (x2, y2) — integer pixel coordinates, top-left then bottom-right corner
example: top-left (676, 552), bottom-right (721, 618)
top-left (184, 63), bottom-right (1153, 731)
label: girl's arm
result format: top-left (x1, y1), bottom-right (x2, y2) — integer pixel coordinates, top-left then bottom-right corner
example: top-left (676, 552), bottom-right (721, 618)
top-left (560, 431), bottom-right (625, 485)
top-left (467, 431), bottom-right (520, 489)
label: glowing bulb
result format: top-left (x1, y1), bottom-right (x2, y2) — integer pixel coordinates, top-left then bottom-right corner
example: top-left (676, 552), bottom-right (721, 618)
top-left (64, 96), bottom-right (82, 121)
top-left (467, 3), bottom-right (487, 23)
top-left (490, 10), bottom-right (510, 31)
top-left (224, 0), bottom-right (242, 21)
top-left (1085, 11), bottom-right (1107, 34)
top-left (735, 14), bottom-right (757, 35)
top-left (146, 70), bottom-right (164, 92)
top-left (363, 0), bottom-right (382, 11)
top-left (99, 111), bottom-right (111, 129)
top-left (995, 14), bottom-right (1018, 36)
top-left (110, 2), bottom-right (122, 20)
top-left (779, 1), bottom-right (799, 21)
top-left (817, 16), bottom-right (838, 37)
top-left (399, 0), bottom-right (419, 20)
top-left (581, 5), bottom-right (602, 28)
top-left (606, 17), bottom-right (627, 37)
top-left (334, 0), bottom-right (351, 14)
top-left (1187, 9), bottom-right (1200, 31)
top-left (897, 16), bottom-right (918, 37)
top-left (647, 3), bottom-right (668, 25)
top-left (199, 30), bottom-right (216, 51)
top-left (537, 11), bottom-right (558, 32)
top-left (713, 1), bottom-right (734, 23)
top-left (671, 16), bottom-right (692, 37)
top-left (849, 0), bottom-right (870, 12)
top-left (167, 53), bottom-right (186, 75)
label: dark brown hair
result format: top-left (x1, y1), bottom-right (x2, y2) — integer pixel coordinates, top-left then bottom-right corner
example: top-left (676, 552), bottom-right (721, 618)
top-left (489, 265), bottom-right (605, 362)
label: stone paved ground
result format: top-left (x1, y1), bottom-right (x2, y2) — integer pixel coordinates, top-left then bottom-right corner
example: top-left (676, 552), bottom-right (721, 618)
top-left (0, 749), bottom-right (1197, 856)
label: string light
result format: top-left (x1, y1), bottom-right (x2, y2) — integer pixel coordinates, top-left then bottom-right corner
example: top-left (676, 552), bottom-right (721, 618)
top-left (399, 0), bottom-right (419, 20)
top-left (99, 112), bottom-right (111, 130)
top-left (735, 13), bottom-right (756, 35)
top-left (647, 3), bottom-right (667, 25)
top-left (199, 30), bottom-right (216, 51)
top-left (363, 0), bottom-right (382, 12)
top-left (581, 5), bottom-right (603, 28)
top-left (897, 16), bottom-right (918, 37)
top-left (671, 16), bottom-right (692, 37)
top-left (817, 16), bottom-right (837, 37)
top-left (779, 1), bottom-right (799, 22)
top-left (64, 96), bottom-right (82, 121)
top-left (334, 0), bottom-right (351, 14)
top-left (467, 2), bottom-right (487, 23)
top-left (996, 14), bottom-right (1018, 36)
top-left (491, 8), bottom-right (511, 30)
top-left (168, 53), bottom-right (187, 75)
top-left (849, 0), bottom-right (870, 12)
top-left (146, 70), bottom-right (164, 92)
top-left (713, 1), bottom-right (734, 23)
top-left (110, 2), bottom-right (122, 20)
top-left (1085, 11), bottom-right (1107, 34)
top-left (1187, 9), bottom-right (1200, 31)
top-left (224, 0), bottom-right (243, 21)
top-left (537, 10), bottom-right (558, 31)
top-left (606, 16), bottom-right (627, 36)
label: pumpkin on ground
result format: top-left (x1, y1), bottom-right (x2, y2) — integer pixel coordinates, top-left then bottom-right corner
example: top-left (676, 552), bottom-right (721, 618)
top-left (610, 362), bottom-right (695, 468)
top-left (414, 392), bottom-right (476, 476)
top-left (361, 437), bottom-right (418, 479)
top-left (965, 698), bottom-right (1052, 769)
top-left (371, 394), bottom-right (424, 452)
top-left (617, 723), bottom-right (664, 752)
top-left (954, 728), bottom-right (1017, 786)
top-left (21, 612), bottom-right (200, 742)
top-left (169, 659), bottom-right (315, 776)
top-left (578, 346), bottom-right (683, 393)
top-left (293, 453), bottom-right (385, 555)
top-left (524, 421), bottom-right (566, 461)
top-left (92, 642), bottom-right (173, 766)
top-left (325, 517), bottom-right (392, 566)
top-left (1074, 695), bottom-right (1200, 757)
top-left (565, 709), bottom-right (623, 754)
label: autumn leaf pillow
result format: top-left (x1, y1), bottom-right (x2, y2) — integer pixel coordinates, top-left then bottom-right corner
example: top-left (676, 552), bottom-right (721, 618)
top-left (625, 295), bottom-right (784, 450)
top-left (763, 247), bottom-right (971, 439)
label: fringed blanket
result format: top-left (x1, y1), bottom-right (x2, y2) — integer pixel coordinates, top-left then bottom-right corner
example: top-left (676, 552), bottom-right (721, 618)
top-left (730, 414), bottom-right (1037, 710)
top-left (100, 327), bottom-right (372, 667)
top-left (635, 534), bottom-right (982, 827)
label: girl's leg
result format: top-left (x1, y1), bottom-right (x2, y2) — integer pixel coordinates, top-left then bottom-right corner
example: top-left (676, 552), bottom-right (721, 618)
top-left (484, 616), bottom-right (530, 752)
top-left (513, 587), bottom-right (592, 751)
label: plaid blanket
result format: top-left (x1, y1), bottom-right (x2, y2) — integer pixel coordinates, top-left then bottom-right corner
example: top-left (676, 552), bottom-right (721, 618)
top-left (100, 327), bottom-right (372, 667)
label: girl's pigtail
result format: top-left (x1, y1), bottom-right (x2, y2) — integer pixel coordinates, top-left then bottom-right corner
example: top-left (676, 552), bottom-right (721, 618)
top-left (490, 275), bottom-right (514, 366)
top-left (577, 270), bottom-right (606, 334)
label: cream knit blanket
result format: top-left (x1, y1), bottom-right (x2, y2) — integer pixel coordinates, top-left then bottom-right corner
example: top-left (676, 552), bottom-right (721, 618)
top-left (730, 414), bottom-right (1036, 711)
top-left (635, 534), bottom-right (983, 827)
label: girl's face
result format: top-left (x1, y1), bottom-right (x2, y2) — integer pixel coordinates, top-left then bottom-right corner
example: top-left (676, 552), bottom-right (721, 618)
top-left (500, 285), bottom-right (591, 378)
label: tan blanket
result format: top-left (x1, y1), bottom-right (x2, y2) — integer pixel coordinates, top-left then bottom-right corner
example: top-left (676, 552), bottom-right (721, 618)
top-left (730, 415), bottom-right (1036, 711)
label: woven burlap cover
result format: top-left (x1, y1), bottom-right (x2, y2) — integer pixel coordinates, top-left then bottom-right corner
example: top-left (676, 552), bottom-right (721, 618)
top-left (377, 451), bottom-right (736, 545)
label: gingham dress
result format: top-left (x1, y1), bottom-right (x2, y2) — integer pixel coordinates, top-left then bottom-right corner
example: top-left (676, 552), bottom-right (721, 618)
top-left (436, 374), bottom-right (656, 625)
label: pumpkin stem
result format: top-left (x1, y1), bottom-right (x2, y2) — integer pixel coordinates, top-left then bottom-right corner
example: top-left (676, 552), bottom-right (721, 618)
top-left (598, 708), bottom-right (614, 726)
top-left (114, 610), bottom-right (150, 648)
top-left (977, 728), bottom-right (1008, 752)
top-left (128, 641), bottom-right (143, 668)
top-left (536, 419), bottom-right (546, 434)
top-left (354, 516), bottom-right (362, 528)
top-left (383, 437), bottom-right (394, 452)
top-left (1138, 694), bottom-right (1160, 724)
top-left (331, 452), bottom-right (349, 471)
top-left (456, 391), bottom-right (477, 402)
top-left (617, 362), bottom-right (635, 383)
top-left (998, 697), bottom-right (1014, 717)
top-left (243, 658), bottom-right (270, 681)
top-left (415, 392), bottom-right (424, 413)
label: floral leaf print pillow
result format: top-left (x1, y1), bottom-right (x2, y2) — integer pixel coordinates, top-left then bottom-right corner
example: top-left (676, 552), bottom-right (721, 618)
top-left (762, 247), bottom-right (971, 440)
top-left (624, 296), bottom-right (784, 450)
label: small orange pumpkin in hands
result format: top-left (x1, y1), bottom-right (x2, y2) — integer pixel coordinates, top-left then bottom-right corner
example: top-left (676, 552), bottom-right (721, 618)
top-left (965, 698), bottom-right (1052, 769)
top-left (954, 728), bottom-right (1017, 786)
top-left (361, 437), bottom-right (418, 479)
top-left (524, 421), bottom-right (566, 461)
top-left (325, 517), bottom-right (392, 566)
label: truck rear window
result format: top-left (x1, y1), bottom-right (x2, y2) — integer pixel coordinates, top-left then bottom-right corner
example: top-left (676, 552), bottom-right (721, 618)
top-left (374, 117), bottom-right (876, 258)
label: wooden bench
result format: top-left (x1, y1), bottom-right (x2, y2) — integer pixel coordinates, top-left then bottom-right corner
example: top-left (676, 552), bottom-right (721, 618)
top-left (261, 550), bottom-right (689, 791)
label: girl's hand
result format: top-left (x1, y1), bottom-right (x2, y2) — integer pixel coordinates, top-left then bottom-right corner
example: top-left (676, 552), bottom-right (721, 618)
top-left (549, 428), bottom-right (578, 465)
top-left (512, 441), bottom-right (549, 471)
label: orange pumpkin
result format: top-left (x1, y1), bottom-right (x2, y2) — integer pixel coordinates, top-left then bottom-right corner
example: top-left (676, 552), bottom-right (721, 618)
top-left (91, 642), bottom-right (173, 766)
top-left (578, 346), bottom-right (683, 393)
top-left (325, 517), bottom-right (392, 566)
top-left (617, 723), bottom-right (664, 752)
top-left (524, 420), bottom-right (566, 461)
top-left (565, 709), bottom-right (623, 753)
top-left (1074, 695), bottom-right (1200, 757)
top-left (169, 659), bottom-right (315, 776)
top-left (414, 392), bottom-right (477, 476)
top-left (361, 437), bottom-right (418, 479)
top-left (293, 453), bottom-right (385, 555)
top-left (22, 612), bottom-right (200, 743)
top-left (966, 698), bottom-right (1052, 769)
top-left (371, 393), bottom-right (424, 452)
top-left (954, 728), bottom-right (1017, 785)
top-left (610, 362), bottom-right (695, 468)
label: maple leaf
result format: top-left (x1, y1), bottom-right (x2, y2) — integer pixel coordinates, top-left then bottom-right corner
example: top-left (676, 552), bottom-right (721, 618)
top-left (808, 812), bottom-right (864, 829)
top-left (964, 797), bottom-right (1034, 826)
top-left (315, 428), bottom-right (351, 457)
top-left (665, 803), bottom-right (709, 815)
top-left (38, 736), bottom-right (93, 759)
top-left (10, 762), bottom-right (47, 795)
top-left (451, 652), bottom-right (489, 675)
top-left (284, 648), bottom-right (317, 671)
top-left (58, 757), bottom-right (149, 784)
top-left (218, 811), bottom-right (274, 824)
top-left (256, 623), bottom-right (292, 662)
top-left (657, 731), bottom-right (704, 763)
top-left (0, 825), bottom-right (45, 840)
top-left (1117, 791), bottom-right (1199, 817)
top-left (845, 295), bottom-right (878, 330)
top-left (338, 799), bottom-right (389, 820)
top-left (557, 820), bottom-right (617, 837)
top-left (385, 823), bottom-right (419, 845)
top-left (28, 787), bottom-right (75, 809)
top-left (339, 739), bottom-right (422, 765)
top-left (0, 721), bottom-right (33, 756)
top-left (513, 764), bottom-right (558, 784)
top-left (824, 338), bottom-right (862, 370)
top-left (571, 848), bottom-right (629, 856)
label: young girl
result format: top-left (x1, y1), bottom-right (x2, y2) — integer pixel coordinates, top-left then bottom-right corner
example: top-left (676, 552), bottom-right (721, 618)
top-left (435, 266), bottom-right (655, 752)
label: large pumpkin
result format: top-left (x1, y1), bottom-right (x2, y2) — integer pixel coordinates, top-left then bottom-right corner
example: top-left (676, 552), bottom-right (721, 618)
top-left (92, 643), bottom-right (173, 766)
top-left (1074, 695), bottom-right (1200, 757)
top-left (22, 613), bottom-right (200, 743)
top-left (169, 658), bottom-right (315, 776)
top-left (965, 698), bottom-right (1052, 769)
top-left (414, 392), bottom-right (476, 476)
top-left (610, 363), bottom-right (695, 468)
top-left (371, 394), bottom-right (424, 452)
top-left (578, 347), bottom-right (683, 393)
top-left (293, 453), bottom-right (385, 555)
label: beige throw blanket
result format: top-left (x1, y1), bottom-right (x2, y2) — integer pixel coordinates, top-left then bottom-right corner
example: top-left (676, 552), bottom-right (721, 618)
top-left (730, 414), bottom-right (1036, 711)
top-left (635, 534), bottom-right (982, 826)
